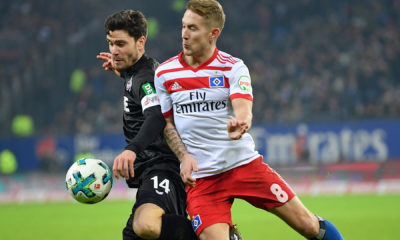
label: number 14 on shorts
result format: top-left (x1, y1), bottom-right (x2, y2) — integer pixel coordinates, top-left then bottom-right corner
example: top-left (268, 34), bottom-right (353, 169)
top-left (151, 176), bottom-right (170, 195)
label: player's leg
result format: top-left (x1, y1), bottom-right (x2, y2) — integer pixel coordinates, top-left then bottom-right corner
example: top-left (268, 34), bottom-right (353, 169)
top-left (199, 223), bottom-right (230, 240)
top-left (254, 159), bottom-right (343, 239)
top-left (268, 196), bottom-right (320, 238)
top-left (229, 157), bottom-right (343, 239)
top-left (196, 222), bottom-right (243, 240)
top-left (122, 199), bottom-right (161, 239)
top-left (186, 174), bottom-right (235, 239)
top-left (158, 213), bottom-right (199, 240)
top-left (132, 203), bottom-right (164, 238)
top-left (133, 203), bottom-right (197, 240)
top-left (122, 207), bottom-right (139, 240)
top-left (123, 203), bottom-right (197, 240)
top-left (269, 198), bottom-right (344, 239)
top-left (311, 216), bottom-right (344, 240)
top-left (123, 170), bottom-right (197, 240)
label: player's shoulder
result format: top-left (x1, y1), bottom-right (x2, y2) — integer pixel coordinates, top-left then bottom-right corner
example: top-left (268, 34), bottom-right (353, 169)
top-left (135, 67), bottom-right (156, 86)
top-left (132, 55), bottom-right (156, 80)
top-left (155, 54), bottom-right (181, 76)
top-left (215, 50), bottom-right (244, 67)
top-left (141, 55), bottom-right (159, 72)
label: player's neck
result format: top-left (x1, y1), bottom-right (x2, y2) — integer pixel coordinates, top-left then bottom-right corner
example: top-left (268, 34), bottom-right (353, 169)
top-left (129, 51), bottom-right (145, 67)
top-left (184, 46), bottom-right (216, 68)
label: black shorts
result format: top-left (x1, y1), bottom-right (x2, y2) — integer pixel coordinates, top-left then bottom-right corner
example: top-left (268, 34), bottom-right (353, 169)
top-left (122, 169), bottom-right (187, 240)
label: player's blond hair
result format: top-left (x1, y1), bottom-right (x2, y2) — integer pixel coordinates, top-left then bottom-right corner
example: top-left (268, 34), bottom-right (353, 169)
top-left (186, 0), bottom-right (225, 30)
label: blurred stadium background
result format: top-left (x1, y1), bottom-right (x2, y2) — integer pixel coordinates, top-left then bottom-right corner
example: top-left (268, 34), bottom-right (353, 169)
top-left (0, 0), bottom-right (399, 238)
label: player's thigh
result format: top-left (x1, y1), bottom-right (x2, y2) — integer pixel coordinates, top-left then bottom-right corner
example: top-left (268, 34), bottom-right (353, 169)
top-left (129, 171), bottom-right (186, 237)
top-left (269, 196), bottom-right (319, 237)
top-left (199, 223), bottom-right (230, 240)
top-left (123, 207), bottom-right (140, 240)
top-left (186, 175), bottom-right (233, 235)
top-left (135, 170), bottom-right (187, 215)
top-left (133, 203), bottom-right (165, 227)
top-left (234, 157), bottom-right (295, 209)
top-left (237, 158), bottom-right (319, 235)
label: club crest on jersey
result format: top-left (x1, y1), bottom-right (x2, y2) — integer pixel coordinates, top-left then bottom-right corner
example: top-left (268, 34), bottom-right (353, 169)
top-left (209, 76), bottom-right (225, 88)
top-left (191, 215), bottom-right (202, 231)
top-left (126, 77), bottom-right (133, 92)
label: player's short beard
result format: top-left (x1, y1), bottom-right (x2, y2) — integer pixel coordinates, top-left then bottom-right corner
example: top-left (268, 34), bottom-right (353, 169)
top-left (124, 52), bottom-right (139, 69)
top-left (115, 54), bottom-right (138, 71)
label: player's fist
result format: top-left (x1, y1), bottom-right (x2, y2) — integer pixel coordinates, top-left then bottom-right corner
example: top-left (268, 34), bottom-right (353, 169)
top-left (180, 155), bottom-right (198, 188)
top-left (227, 119), bottom-right (248, 140)
top-left (113, 150), bottom-right (136, 180)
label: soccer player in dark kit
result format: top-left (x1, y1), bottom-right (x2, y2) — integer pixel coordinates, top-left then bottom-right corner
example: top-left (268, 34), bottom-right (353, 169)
top-left (96, 10), bottom-right (198, 240)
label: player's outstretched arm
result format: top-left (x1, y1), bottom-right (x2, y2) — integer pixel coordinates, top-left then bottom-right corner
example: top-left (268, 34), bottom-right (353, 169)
top-left (228, 98), bottom-right (253, 140)
top-left (163, 116), bottom-right (198, 187)
top-left (96, 52), bottom-right (121, 77)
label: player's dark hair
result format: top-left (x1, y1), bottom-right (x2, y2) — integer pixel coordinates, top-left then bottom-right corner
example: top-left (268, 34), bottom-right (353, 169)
top-left (104, 10), bottom-right (147, 40)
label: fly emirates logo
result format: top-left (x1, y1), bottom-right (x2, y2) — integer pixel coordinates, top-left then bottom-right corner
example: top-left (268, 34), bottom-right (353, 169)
top-left (175, 91), bottom-right (227, 114)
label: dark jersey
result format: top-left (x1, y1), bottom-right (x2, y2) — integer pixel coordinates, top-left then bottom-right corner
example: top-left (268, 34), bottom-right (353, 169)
top-left (119, 54), bottom-right (180, 187)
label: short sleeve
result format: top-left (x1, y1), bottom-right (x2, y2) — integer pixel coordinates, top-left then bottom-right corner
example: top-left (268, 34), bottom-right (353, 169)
top-left (139, 82), bottom-right (161, 113)
top-left (228, 61), bottom-right (253, 101)
top-left (154, 72), bottom-right (173, 118)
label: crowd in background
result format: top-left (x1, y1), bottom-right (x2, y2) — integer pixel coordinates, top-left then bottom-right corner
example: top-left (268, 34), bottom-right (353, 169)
top-left (1, 0), bottom-right (399, 137)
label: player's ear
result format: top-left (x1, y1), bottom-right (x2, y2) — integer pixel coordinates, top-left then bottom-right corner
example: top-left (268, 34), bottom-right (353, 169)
top-left (210, 27), bottom-right (221, 42)
top-left (137, 36), bottom-right (146, 51)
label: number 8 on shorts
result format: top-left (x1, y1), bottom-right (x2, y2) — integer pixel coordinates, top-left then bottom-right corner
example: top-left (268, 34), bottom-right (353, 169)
top-left (270, 183), bottom-right (289, 203)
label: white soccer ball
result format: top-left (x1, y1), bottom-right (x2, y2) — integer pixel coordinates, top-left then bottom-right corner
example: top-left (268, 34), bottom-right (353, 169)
top-left (65, 158), bottom-right (113, 204)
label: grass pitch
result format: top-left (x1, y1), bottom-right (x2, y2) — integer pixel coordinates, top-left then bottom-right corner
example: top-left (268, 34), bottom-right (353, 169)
top-left (0, 195), bottom-right (399, 239)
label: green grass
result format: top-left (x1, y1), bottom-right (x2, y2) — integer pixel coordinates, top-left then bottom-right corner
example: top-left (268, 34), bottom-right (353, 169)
top-left (0, 195), bottom-right (399, 239)
top-left (231, 194), bottom-right (400, 239)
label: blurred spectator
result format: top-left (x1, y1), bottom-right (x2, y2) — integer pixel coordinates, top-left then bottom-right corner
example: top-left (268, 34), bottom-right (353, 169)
top-left (0, 149), bottom-right (18, 174)
top-left (35, 136), bottom-right (58, 171)
top-left (69, 68), bottom-right (86, 94)
top-left (11, 115), bottom-right (34, 137)
top-left (294, 124), bottom-right (310, 164)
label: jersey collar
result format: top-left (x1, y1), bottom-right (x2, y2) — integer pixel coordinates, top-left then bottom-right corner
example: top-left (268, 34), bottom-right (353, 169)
top-left (178, 48), bottom-right (219, 72)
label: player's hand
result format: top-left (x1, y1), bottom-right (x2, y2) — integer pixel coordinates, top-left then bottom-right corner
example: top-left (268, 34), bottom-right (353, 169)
top-left (227, 119), bottom-right (249, 140)
top-left (96, 52), bottom-right (121, 77)
top-left (180, 155), bottom-right (198, 188)
top-left (113, 150), bottom-right (136, 180)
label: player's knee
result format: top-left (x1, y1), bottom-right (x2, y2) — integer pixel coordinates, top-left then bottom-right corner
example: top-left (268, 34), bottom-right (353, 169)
top-left (133, 218), bottom-right (161, 239)
top-left (296, 215), bottom-right (320, 238)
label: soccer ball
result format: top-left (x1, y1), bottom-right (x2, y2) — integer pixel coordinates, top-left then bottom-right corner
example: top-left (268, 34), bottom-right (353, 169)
top-left (65, 158), bottom-right (113, 204)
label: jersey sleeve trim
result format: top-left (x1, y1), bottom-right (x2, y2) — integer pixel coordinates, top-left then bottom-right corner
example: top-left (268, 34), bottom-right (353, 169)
top-left (230, 93), bottom-right (253, 101)
top-left (141, 93), bottom-right (160, 112)
top-left (162, 109), bottom-right (173, 118)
